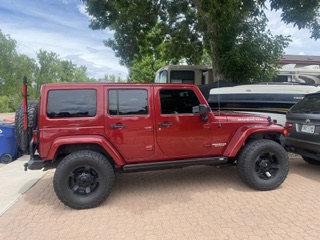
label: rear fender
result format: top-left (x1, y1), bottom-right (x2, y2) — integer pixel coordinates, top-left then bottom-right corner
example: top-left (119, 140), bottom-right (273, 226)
top-left (223, 125), bottom-right (284, 157)
top-left (47, 135), bottom-right (126, 166)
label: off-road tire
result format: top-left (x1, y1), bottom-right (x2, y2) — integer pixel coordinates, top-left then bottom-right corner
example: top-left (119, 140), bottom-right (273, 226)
top-left (53, 150), bottom-right (115, 209)
top-left (302, 156), bottom-right (320, 165)
top-left (237, 139), bottom-right (289, 191)
top-left (15, 100), bottom-right (39, 152)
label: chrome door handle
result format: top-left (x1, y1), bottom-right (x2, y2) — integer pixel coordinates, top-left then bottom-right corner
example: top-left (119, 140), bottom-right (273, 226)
top-left (158, 122), bottom-right (173, 127)
top-left (111, 123), bottom-right (126, 129)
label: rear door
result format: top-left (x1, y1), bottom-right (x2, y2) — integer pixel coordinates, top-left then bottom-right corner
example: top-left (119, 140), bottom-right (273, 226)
top-left (155, 87), bottom-right (212, 157)
top-left (104, 86), bottom-right (155, 161)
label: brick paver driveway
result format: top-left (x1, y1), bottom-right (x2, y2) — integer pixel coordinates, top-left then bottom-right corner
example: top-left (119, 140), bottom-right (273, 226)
top-left (0, 156), bottom-right (319, 240)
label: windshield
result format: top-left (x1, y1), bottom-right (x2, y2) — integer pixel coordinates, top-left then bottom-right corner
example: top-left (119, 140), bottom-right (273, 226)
top-left (289, 94), bottom-right (320, 113)
top-left (155, 70), bottom-right (168, 83)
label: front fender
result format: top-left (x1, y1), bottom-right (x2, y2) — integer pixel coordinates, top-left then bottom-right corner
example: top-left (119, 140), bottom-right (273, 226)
top-left (223, 124), bottom-right (284, 157)
top-left (47, 135), bottom-right (126, 166)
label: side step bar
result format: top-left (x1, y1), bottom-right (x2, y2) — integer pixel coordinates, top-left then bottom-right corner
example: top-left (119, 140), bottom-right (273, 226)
top-left (122, 156), bottom-right (228, 173)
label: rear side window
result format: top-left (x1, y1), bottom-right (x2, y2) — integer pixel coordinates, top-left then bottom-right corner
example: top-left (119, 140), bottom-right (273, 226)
top-left (290, 94), bottom-right (320, 113)
top-left (108, 89), bottom-right (148, 115)
top-left (47, 89), bottom-right (96, 118)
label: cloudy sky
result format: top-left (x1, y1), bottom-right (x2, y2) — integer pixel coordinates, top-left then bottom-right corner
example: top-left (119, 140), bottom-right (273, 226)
top-left (0, 0), bottom-right (319, 79)
top-left (0, 0), bottom-right (128, 79)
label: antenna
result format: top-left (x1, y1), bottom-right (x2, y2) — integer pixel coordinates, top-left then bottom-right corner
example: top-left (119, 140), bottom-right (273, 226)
top-left (216, 72), bottom-right (222, 128)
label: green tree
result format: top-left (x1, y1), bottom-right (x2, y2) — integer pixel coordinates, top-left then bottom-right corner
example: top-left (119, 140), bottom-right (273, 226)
top-left (0, 30), bottom-right (18, 104)
top-left (0, 30), bottom-right (100, 112)
top-left (130, 26), bottom-right (167, 82)
top-left (130, 54), bottom-right (165, 83)
top-left (73, 65), bottom-right (95, 82)
top-left (0, 30), bottom-right (37, 111)
top-left (34, 50), bottom-right (60, 95)
top-left (9, 54), bottom-right (37, 109)
top-left (58, 60), bottom-right (76, 82)
top-left (82, 0), bottom-right (318, 82)
top-left (270, 0), bottom-right (320, 39)
top-left (33, 50), bottom-right (94, 98)
top-left (0, 95), bottom-right (10, 113)
top-left (98, 74), bottom-right (127, 82)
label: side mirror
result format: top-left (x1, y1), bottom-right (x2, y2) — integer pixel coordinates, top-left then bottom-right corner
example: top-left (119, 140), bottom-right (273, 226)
top-left (192, 104), bottom-right (209, 122)
top-left (198, 104), bottom-right (209, 115)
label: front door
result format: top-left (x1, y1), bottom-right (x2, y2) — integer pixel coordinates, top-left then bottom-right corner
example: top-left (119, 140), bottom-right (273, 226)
top-left (155, 88), bottom-right (212, 157)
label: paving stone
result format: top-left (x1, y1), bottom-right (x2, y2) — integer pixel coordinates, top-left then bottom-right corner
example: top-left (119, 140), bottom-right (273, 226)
top-left (0, 158), bottom-right (320, 240)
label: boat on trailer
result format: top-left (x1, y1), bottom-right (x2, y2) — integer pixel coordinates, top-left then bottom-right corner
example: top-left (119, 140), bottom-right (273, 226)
top-left (207, 82), bottom-right (320, 125)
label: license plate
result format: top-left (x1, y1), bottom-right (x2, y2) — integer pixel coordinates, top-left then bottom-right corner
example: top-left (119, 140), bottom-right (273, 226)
top-left (301, 124), bottom-right (315, 134)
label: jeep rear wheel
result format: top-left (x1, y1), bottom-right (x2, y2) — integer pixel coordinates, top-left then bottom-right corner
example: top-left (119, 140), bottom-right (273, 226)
top-left (53, 150), bottom-right (115, 209)
top-left (237, 139), bottom-right (289, 191)
top-left (15, 100), bottom-right (39, 153)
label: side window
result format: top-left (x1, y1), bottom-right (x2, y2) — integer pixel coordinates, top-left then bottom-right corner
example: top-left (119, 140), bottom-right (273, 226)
top-left (108, 89), bottom-right (148, 115)
top-left (159, 70), bottom-right (168, 83)
top-left (160, 89), bottom-right (200, 114)
top-left (170, 70), bottom-right (195, 84)
top-left (47, 89), bottom-right (96, 118)
top-left (155, 70), bottom-right (167, 83)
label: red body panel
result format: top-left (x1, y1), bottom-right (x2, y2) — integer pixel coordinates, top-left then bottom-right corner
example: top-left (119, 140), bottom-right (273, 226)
top-left (37, 83), bottom-right (285, 166)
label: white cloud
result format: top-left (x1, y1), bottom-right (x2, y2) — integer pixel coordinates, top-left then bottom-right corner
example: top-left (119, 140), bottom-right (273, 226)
top-left (265, 8), bottom-right (320, 56)
top-left (0, 0), bottom-right (128, 79)
top-left (77, 4), bottom-right (90, 19)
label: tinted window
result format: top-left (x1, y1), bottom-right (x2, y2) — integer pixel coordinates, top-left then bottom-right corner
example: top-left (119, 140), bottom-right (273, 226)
top-left (47, 89), bottom-right (96, 118)
top-left (109, 90), bottom-right (148, 115)
top-left (160, 89), bottom-right (200, 114)
top-left (290, 94), bottom-right (320, 113)
top-left (170, 71), bottom-right (195, 84)
top-left (155, 70), bottom-right (168, 83)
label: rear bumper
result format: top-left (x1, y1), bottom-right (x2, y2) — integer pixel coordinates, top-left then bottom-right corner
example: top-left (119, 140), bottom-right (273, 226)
top-left (24, 155), bottom-right (57, 171)
top-left (24, 155), bottom-right (45, 171)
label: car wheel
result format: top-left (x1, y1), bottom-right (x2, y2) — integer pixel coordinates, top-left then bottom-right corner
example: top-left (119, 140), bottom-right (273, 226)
top-left (0, 154), bottom-right (13, 164)
top-left (302, 156), bottom-right (320, 165)
top-left (53, 150), bottom-right (115, 209)
top-left (15, 100), bottom-right (39, 153)
top-left (237, 139), bottom-right (289, 190)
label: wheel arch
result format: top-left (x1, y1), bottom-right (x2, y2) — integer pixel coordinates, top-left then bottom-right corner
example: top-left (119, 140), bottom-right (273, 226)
top-left (47, 135), bottom-right (126, 166)
top-left (223, 126), bottom-right (284, 157)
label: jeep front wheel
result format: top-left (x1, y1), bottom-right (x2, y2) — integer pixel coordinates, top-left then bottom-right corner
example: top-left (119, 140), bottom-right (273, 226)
top-left (237, 139), bottom-right (289, 191)
top-left (53, 150), bottom-right (115, 209)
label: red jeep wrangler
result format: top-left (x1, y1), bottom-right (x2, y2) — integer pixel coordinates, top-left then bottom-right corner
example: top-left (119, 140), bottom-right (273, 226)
top-left (17, 82), bottom-right (289, 209)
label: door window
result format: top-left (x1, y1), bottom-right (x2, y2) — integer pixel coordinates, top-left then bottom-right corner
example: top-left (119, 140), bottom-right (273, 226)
top-left (108, 89), bottom-right (148, 115)
top-left (160, 89), bottom-right (200, 114)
